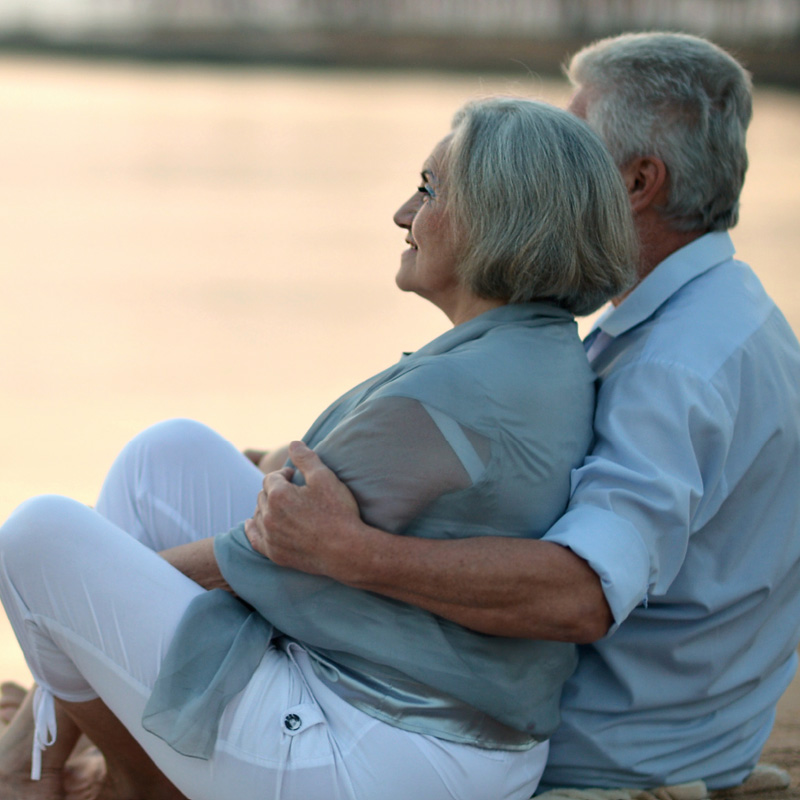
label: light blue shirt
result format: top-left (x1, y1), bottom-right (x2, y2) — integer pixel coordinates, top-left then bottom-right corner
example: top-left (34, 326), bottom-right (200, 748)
top-left (541, 232), bottom-right (800, 790)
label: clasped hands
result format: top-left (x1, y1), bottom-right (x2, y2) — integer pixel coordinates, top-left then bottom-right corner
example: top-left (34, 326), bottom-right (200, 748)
top-left (244, 441), bottom-right (361, 579)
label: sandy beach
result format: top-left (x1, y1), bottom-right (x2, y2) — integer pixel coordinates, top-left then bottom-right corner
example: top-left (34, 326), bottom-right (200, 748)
top-left (763, 675), bottom-right (800, 800)
top-left (0, 55), bottom-right (799, 789)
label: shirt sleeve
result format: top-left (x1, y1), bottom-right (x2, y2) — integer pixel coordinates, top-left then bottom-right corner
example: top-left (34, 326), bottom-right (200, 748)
top-left (214, 393), bottom-right (495, 659)
top-left (543, 359), bottom-right (734, 631)
top-left (305, 394), bottom-right (490, 534)
top-left (213, 396), bottom-right (570, 733)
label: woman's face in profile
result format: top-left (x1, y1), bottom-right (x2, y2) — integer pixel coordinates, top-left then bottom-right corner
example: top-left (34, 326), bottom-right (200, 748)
top-left (393, 136), bottom-right (461, 312)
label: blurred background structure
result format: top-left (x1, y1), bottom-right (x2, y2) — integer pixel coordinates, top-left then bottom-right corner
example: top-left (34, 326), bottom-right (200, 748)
top-left (1, 0), bottom-right (799, 84)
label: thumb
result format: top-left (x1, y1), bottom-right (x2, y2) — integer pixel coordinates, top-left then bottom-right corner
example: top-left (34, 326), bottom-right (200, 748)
top-left (287, 440), bottom-right (327, 483)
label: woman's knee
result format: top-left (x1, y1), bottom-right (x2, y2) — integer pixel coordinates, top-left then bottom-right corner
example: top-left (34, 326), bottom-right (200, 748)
top-left (116, 419), bottom-right (226, 470)
top-left (96, 418), bottom-right (258, 547)
top-left (0, 495), bottom-right (96, 570)
top-left (97, 418), bottom-right (231, 510)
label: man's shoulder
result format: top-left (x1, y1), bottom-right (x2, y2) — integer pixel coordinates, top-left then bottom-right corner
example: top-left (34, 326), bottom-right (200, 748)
top-left (611, 258), bottom-right (790, 378)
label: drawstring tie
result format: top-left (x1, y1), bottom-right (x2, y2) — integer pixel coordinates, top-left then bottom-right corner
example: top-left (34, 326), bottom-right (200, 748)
top-left (31, 686), bottom-right (57, 781)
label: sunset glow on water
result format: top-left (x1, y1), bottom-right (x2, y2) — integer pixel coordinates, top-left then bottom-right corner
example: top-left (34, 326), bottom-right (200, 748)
top-left (1, 57), bottom-right (799, 683)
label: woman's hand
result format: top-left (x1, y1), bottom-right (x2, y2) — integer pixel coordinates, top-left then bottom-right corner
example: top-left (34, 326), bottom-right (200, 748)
top-left (160, 538), bottom-right (234, 592)
top-left (243, 445), bottom-right (291, 474)
top-left (245, 441), bottom-right (363, 579)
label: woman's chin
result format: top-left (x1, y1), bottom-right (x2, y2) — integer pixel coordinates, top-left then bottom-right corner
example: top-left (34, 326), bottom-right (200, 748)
top-left (394, 269), bottom-right (415, 294)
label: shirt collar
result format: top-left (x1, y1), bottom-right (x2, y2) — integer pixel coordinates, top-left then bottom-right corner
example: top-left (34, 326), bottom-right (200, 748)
top-left (410, 301), bottom-right (574, 360)
top-left (597, 231), bottom-right (736, 338)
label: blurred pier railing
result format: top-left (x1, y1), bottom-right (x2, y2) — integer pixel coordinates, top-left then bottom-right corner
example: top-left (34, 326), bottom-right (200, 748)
top-left (1, 0), bottom-right (799, 85)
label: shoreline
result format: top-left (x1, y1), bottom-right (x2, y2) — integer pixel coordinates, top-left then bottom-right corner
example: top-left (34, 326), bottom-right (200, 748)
top-left (2, 31), bottom-right (800, 90)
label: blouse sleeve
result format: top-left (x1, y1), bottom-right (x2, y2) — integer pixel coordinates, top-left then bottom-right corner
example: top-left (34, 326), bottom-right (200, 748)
top-left (212, 395), bottom-right (542, 723)
top-left (307, 394), bottom-right (490, 534)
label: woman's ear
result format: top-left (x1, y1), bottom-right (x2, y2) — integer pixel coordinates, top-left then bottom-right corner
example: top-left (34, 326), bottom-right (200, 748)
top-left (619, 156), bottom-right (669, 215)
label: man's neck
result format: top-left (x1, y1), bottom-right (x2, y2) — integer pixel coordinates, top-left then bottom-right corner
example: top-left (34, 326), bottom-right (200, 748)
top-left (613, 220), bottom-right (706, 306)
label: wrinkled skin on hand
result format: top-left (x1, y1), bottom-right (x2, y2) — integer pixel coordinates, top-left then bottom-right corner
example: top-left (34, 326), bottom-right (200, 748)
top-left (245, 441), bottom-right (362, 579)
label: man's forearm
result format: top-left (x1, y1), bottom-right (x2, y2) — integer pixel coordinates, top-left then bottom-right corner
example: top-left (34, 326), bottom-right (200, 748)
top-left (252, 442), bottom-right (613, 643)
top-left (325, 520), bottom-right (612, 643)
top-left (160, 537), bottom-right (233, 593)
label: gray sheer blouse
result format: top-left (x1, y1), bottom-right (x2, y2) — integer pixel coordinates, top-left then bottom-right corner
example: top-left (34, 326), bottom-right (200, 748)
top-left (142, 303), bottom-right (596, 759)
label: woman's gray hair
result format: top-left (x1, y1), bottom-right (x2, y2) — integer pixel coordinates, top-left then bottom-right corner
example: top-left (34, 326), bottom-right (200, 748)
top-left (445, 97), bottom-right (638, 316)
top-left (566, 32), bottom-right (753, 233)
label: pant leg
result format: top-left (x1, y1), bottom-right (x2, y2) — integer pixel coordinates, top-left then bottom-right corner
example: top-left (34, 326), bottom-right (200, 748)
top-left (0, 494), bottom-right (301, 800)
top-left (0, 495), bottom-right (547, 800)
top-left (0, 495), bottom-right (211, 782)
top-left (95, 418), bottom-right (265, 550)
top-left (0, 496), bottom-right (206, 699)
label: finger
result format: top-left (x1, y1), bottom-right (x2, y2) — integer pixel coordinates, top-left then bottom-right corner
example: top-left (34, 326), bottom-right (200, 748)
top-left (265, 466), bottom-right (295, 493)
top-left (245, 514), bottom-right (268, 546)
top-left (243, 449), bottom-right (266, 466)
top-left (287, 440), bottom-right (329, 484)
top-left (244, 518), bottom-right (258, 548)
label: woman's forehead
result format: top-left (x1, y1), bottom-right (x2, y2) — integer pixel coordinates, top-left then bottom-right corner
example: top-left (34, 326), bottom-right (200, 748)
top-left (423, 135), bottom-right (454, 176)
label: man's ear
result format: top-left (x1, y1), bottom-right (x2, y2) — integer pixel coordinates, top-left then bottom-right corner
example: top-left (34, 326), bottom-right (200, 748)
top-left (619, 156), bottom-right (669, 215)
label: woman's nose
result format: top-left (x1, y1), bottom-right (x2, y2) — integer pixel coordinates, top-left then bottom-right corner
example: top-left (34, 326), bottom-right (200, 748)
top-left (393, 192), bottom-right (421, 229)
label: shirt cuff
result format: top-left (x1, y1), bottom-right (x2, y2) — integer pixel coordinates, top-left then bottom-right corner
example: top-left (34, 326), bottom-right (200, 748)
top-left (542, 505), bottom-right (651, 635)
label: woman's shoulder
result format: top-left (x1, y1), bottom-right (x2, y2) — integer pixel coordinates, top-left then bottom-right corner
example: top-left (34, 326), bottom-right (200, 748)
top-left (373, 314), bottom-right (595, 419)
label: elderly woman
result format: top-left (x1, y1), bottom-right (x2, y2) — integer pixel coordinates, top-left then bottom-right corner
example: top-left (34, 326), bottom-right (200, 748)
top-left (0, 97), bottom-right (636, 800)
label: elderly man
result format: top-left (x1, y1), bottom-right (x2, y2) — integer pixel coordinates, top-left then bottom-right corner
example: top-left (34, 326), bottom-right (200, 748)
top-left (248, 32), bottom-right (800, 793)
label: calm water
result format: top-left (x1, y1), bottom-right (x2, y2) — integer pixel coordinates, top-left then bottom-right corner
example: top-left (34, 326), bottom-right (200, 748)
top-left (1, 56), bottom-right (799, 682)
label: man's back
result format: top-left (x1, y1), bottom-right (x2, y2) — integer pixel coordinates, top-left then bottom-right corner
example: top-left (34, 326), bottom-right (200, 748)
top-left (542, 233), bottom-right (800, 790)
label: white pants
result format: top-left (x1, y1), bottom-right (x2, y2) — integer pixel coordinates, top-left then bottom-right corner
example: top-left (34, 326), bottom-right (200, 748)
top-left (0, 419), bottom-right (547, 800)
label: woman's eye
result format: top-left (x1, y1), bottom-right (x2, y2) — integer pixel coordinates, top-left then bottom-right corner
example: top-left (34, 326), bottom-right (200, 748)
top-left (417, 184), bottom-right (434, 200)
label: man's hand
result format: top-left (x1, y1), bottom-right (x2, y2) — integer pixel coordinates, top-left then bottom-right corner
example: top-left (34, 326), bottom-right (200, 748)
top-left (246, 442), bottom-right (611, 643)
top-left (245, 441), bottom-right (364, 579)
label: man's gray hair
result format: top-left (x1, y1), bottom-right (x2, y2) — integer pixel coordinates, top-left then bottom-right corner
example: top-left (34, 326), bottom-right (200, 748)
top-left (446, 97), bottom-right (638, 316)
top-left (566, 32), bottom-right (753, 232)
